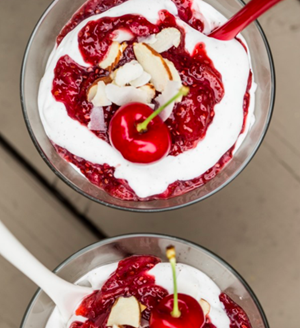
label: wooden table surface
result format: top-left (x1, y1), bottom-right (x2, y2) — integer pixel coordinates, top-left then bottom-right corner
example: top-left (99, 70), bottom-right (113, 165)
top-left (0, 1), bottom-right (300, 327)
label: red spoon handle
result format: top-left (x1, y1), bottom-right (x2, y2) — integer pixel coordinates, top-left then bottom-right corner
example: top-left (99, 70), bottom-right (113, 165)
top-left (209, 0), bottom-right (284, 41)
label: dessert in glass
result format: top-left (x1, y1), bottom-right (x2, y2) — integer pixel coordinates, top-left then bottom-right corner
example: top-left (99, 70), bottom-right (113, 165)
top-left (20, 234), bottom-right (269, 328)
top-left (21, 0), bottom-right (275, 211)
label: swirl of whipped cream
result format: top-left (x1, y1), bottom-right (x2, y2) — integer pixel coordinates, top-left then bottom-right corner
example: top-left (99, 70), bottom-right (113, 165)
top-left (38, 0), bottom-right (255, 198)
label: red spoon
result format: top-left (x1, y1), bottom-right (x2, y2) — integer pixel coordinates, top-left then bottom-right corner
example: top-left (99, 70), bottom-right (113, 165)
top-left (209, 0), bottom-right (284, 41)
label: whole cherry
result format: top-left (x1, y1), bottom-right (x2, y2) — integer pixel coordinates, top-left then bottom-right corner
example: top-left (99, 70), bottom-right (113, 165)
top-left (108, 102), bottom-right (171, 164)
top-left (109, 87), bottom-right (189, 164)
top-left (150, 246), bottom-right (205, 328)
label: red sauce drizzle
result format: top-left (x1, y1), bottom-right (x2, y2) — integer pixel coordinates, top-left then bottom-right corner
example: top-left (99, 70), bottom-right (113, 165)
top-left (170, 0), bottom-right (204, 32)
top-left (51, 0), bottom-right (252, 201)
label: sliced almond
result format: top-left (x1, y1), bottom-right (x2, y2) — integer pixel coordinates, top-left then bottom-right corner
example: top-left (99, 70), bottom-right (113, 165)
top-left (105, 84), bottom-right (153, 106)
top-left (114, 60), bottom-right (144, 87)
top-left (110, 70), bottom-right (116, 81)
top-left (150, 28), bottom-right (181, 53)
top-left (98, 76), bottom-right (113, 84)
top-left (139, 83), bottom-right (156, 102)
top-left (87, 76), bottom-right (112, 102)
top-left (139, 303), bottom-right (147, 312)
top-left (99, 42), bottom-right (120, 70)
top-left (88, 106), bottom-right (106, 131)
top-left (112, 29), bottom-right (134, 43)
top-left (107, 296), bottom-right (141, 328)
top-left (87, 84), bottom-right (98, 102)
top-left (87, 76), bottom-right (112, 101)
top-left (99, 42), bottom-right (127, 71)
top-left (133, 43), bottom-right (172, 92)
top-left (164, 58), bottom-right (182, 102)
top-left (164, 59), bottom-right (181, 83)
top-left (89, 81), bottom-right (112, 107)
top-left (155, 80), bottom-right (181, 121)
top-left (130, 71), bottom-right (151, 88)
top-left (138, 34), bottom-right (157, 45)
top-left (199, 298), bottom-right (211, 316)
top-left (120, 42), bottom-right (128, 52)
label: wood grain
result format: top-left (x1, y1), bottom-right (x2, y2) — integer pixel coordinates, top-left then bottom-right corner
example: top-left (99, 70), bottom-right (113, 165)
top-left (0, 145), bottom-right (98, 328)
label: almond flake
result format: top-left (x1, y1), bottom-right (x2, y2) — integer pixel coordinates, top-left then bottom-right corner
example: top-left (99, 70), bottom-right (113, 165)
top-left (164, 59), bottom-right (181, 83)
top-left (138, 34), bottom-right (157, 44)
top-left (150, 28), bottom-right (181, 53)
top-left (130, 71), bottom-right (151, 88)
top-left (199, 298), bottom-right (211, 316)
top-left (164, 58), bottom-right (182, 102)
top-left (155, 80), bottom-right (181, 121)
top-left (99, 42), bottom-right (127, 71)
top-left (90, 81), bottom-right (112, 107)
top-left (114, 60), bottom-right (144, 87)
top-left (88, 106), bottom-right (106, 131)
top-left (139, 303), bottom-right (147, 312)
top-left (87, 76), bottom-right (112, 102)
top-left (87, 84), bottom-right (98, 102)
top-left (107, 296), bottom-right (141, 328)
top-left (112, 29), bottom-right (134, 43)
top-left (138, 83), bottom-right (156, 102)
top-left (120, 42), bottom-right (128, 52)
top-left (105, 84), bottom-right (153, 106)
top-left (133, 43), bottom-right (172, 92)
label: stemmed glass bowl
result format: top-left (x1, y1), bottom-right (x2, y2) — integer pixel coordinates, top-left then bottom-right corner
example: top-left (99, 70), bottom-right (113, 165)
top-left (21, 0), bottom-right (275, 212)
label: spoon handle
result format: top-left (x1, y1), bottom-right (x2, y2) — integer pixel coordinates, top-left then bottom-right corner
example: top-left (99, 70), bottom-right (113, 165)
top-left (0, 221), bottom-right (91, 321)
top-left (209, 0), bottom-right (284, 41)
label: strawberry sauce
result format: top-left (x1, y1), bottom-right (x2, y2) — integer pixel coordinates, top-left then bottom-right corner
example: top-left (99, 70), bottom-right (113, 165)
top-left (51, 0), bottom-right (252, 201)
top-left (69, 256), bottom-right (252, 328)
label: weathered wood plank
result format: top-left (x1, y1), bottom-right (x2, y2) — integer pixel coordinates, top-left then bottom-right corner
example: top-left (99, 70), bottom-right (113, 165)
top-left (0, 0), bottom-right (56, 182)
top-left (0, 145), bottom-right (98, 328)
top-left (0, 1), bottom-right (300, 328)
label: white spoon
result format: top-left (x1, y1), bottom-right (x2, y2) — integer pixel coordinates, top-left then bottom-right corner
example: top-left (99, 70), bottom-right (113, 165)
top-left (0, 220), bottom-right (93, 322)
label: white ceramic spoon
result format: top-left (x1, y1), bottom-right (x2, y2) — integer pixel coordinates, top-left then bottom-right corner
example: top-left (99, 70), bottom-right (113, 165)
top-left (0, 220), bottom-right (93, 322)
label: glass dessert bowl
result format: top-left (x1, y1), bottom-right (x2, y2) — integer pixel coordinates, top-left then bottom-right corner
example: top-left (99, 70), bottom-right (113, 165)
top-left (21, 0), bottom-right (275, 212)
top-left (20, 234), bottom-right (269, 328)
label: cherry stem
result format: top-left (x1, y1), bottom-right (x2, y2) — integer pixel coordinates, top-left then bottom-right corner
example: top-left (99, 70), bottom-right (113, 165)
top-left (166, 246), bottom-right (181, 319)
top-left (137, 86), bottom-right (189, 133)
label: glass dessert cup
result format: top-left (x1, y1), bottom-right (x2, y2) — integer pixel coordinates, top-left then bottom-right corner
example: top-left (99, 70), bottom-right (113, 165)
top-left (20, 234), bottom-right (269, 328)
top-left (21, 0), bottom-right (275, 212)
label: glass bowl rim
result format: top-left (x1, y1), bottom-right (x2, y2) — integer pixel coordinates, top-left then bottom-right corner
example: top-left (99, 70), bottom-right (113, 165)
top-left (20, 233), bottom-right (270, 328)
top-left (20, 0), bottom-right (276, 213)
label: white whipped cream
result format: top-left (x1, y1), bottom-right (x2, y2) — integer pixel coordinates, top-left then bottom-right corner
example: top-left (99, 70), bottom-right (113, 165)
top-left (45, 262), bottom-right (230, 328)
top-left (38, 0), bottom-right (255, 198)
